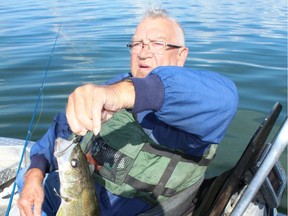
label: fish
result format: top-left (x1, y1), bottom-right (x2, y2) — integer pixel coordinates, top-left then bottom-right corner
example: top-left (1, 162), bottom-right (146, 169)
top-left (54, 136), bottom-right (101, 216)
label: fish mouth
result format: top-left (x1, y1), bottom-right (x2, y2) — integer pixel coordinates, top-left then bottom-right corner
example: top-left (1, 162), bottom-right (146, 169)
top-left (54, 137), bottom-right (77, 158)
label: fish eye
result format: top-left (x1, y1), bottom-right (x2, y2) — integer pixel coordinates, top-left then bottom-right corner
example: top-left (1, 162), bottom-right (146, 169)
top-left (71, 158), bottom-right (79, 168)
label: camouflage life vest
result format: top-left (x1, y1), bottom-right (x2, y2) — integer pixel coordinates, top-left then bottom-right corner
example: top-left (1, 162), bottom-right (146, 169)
top-left (80, 109), bottom-right (217, 205)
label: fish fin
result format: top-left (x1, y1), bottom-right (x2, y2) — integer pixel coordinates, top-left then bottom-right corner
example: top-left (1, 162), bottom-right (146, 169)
top-left (53, 188), bottom-right (71, 202)
top-left (89, 164), bottom-right (95, 174)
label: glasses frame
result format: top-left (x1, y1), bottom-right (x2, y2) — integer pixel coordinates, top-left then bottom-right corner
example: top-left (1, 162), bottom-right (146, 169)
top-left (127, 40), bottom-right (182, 54)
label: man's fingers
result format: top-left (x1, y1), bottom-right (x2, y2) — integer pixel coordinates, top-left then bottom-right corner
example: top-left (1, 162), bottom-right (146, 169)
top-left (66, 84), bottom-right (122, 136)
top-left (33, 193), bottom-right (44, 216)
top-left (73, 87), bottom-right (94, 131)
top-left (19, 208), bottom-right (27, 216)
top-left (18, 198), bottom-right (33, 216)
top-left (66, 91), bottom-right (89, 135)
top-left (91, 98), bottom-right (102, 135)
top-left (101, 110), bottom-right (114, 123)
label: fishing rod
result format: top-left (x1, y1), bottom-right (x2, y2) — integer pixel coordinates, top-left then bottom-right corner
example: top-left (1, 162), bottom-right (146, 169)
top-left (5, 24), bottom-right (62, 216)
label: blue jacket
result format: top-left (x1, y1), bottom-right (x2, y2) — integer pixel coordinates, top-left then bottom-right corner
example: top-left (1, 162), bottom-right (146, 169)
top-left (29, 66), bottom-right (238, 215)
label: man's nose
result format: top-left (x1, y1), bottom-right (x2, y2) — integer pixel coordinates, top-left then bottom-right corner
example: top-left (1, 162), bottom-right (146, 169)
top-left (138, 43), bottom-right (153, 57)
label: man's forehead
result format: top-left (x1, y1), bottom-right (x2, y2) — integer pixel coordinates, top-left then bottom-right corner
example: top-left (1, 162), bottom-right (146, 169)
top-left (133, 18), bottom-right (174, 41)
top-left (132, 35), bottom-right (168, 41)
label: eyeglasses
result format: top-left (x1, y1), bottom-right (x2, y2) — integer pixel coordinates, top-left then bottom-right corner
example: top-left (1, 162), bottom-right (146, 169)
top-left (127, 40), bottom-right (182, 55)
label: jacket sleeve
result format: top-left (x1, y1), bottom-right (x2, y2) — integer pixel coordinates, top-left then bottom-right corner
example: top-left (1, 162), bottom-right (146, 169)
top-left (131, 66), bottom-right (238, 150)
top-left (29, 112), bottom-right (72, 174)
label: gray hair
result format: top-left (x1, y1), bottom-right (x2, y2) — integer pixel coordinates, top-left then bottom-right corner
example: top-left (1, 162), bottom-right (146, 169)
top-left (142, 8), bottom-right (186, 46)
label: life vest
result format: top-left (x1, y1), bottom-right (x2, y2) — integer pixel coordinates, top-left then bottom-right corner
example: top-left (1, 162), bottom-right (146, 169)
top-left (80, 109), bottom-right (217, 205)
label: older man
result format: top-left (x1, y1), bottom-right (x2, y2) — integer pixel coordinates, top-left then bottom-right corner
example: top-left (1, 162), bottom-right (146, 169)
top-left (17, 8), bottom-right (238, 216)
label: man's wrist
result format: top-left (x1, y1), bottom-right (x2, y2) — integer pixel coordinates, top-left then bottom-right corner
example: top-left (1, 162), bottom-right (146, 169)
top-left (24, 168), bottom-right (45, 182)
top-left (109, 80), bottom-right (135, 110)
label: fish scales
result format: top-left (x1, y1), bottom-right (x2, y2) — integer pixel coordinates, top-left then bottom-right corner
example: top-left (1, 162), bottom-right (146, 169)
top-left (54, 137), bottom-right (101, 216)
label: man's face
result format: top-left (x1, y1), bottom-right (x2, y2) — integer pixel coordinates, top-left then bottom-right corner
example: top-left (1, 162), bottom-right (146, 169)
top-left (130, 18), bottom-right (187, 78)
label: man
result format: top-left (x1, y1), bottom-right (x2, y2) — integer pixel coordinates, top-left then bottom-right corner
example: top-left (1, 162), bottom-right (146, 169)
top-left (17, 8), bottom-right (238, 216)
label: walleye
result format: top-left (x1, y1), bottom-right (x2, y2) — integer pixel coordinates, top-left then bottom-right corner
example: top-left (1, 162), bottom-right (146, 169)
top-left (54, 136), bottom-right (101, 216)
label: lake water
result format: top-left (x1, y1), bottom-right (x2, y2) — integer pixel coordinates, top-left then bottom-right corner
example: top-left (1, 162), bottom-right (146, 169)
top-left (0, 0), bottom-right (287, 213)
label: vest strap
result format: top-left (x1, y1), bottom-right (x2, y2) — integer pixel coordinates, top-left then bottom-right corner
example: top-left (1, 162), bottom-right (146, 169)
top-left (152, 153), bottom-right (181, 198)
top-left (125, 175), bottom-right (178, 197)
top-left (141, 143), bottom-right (212, 166)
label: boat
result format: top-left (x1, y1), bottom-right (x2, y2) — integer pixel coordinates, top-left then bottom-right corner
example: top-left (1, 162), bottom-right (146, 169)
top-left (0, 102), bottom-right (287, 216)
top-left (0, 137), bottom-right (34, 215)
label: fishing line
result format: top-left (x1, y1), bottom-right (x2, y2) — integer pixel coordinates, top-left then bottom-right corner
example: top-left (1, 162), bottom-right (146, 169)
top-left (5, 24), bottom-right (62, 216)
top-left (59, 27), bottom-right (98, 82)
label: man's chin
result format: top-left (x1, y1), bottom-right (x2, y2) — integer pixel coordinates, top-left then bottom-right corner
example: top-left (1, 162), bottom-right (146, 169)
top-left (135, 68), bottom-right (152, 78)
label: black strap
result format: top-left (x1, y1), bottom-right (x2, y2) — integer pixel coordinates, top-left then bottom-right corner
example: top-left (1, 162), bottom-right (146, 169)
top-left (125, 175), bottom-right (178, 197)
top-left (151, 153), bottom-right (181, 199)
top-left (141, 143), bottom-right (212, 166)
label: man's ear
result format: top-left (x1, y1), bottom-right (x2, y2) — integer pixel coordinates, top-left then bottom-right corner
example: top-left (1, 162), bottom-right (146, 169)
top-left (177, 47), bottom-right (189, 66)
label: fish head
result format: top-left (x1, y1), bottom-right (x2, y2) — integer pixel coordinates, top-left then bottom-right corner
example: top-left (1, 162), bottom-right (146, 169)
top-left (54, 137), bottom-right (90, 199)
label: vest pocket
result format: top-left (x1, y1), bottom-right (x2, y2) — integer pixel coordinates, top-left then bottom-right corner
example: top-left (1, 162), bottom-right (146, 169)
top-left (86, 135), bottom-right (143, 185)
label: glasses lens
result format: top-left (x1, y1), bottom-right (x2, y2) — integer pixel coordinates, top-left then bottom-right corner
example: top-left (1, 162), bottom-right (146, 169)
top-left (127, 41), bottom-right (171, 54)
top-left (149, 41), bottom-right (166, 54)
top-left (127, 41), bottom-right (141, 53)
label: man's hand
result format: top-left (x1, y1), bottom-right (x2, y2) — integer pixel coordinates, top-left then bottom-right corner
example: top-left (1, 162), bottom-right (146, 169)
top-left (66, 81), bottom-right (135, 136)
top-left (17, 168), bottom-right (45, 216)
